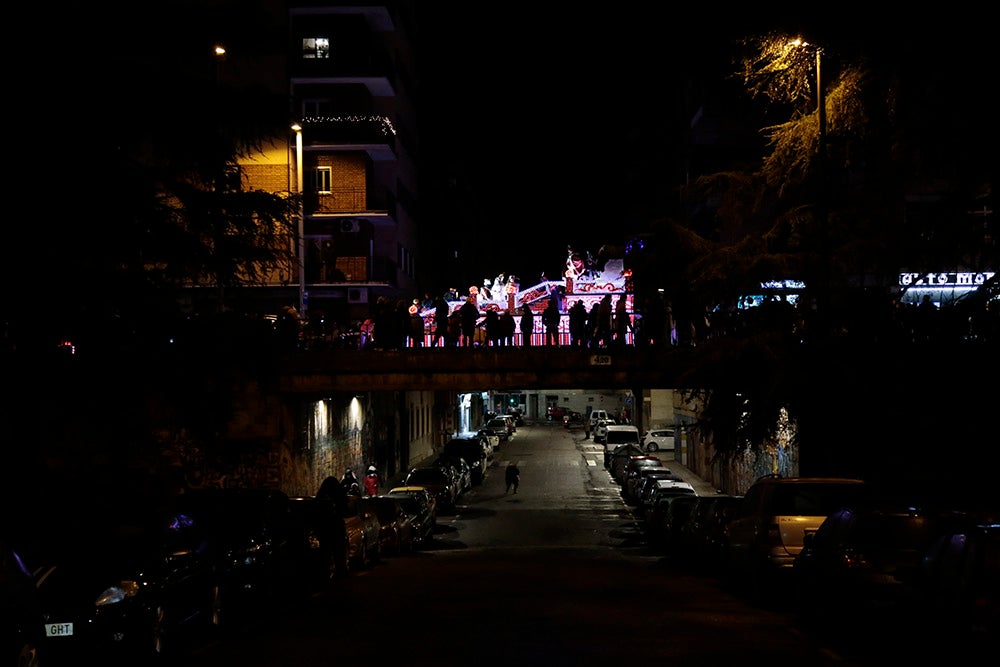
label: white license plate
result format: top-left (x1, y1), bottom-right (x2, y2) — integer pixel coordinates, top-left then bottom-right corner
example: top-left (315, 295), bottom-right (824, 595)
top-left (45, 622), bottom-right (74, 637)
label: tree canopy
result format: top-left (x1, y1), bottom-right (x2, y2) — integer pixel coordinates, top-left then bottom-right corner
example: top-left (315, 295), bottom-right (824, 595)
top-left (631, 30), bottom-right (996, 460)
top-left (4, 1), bottom-right (297, 357)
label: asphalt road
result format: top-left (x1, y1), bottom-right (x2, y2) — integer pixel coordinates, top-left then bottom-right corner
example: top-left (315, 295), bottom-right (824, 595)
top-left (175, 425), bottom-right (975, 666)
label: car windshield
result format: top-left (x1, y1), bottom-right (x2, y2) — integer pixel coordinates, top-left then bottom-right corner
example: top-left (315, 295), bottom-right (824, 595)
top-left (406, 469), bottom-right (446, 485)
top-left (395, 497), bottom-right (422, 515)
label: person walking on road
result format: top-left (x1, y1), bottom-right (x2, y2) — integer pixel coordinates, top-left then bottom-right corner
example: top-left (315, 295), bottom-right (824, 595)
top-left (505, 462), bottom-right (520, 494)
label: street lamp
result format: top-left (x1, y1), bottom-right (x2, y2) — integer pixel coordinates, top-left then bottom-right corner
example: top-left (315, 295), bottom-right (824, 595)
top-left (791, 38), bottom-right (831, 334)
top-left (291, 123), bottom-right (306, 317)
top-left (789, 39), bottom-right (825, 161)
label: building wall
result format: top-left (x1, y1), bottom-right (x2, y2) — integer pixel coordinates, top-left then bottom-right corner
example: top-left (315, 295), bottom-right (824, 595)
top-left (646, 388), bottom-right (676, 429)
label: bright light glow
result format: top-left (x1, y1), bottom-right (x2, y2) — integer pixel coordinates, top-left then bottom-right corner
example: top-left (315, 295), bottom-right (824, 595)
top-left (313, 401), bottom-right (329, 439)
top-left (349, 396), bottom-right (364, 430)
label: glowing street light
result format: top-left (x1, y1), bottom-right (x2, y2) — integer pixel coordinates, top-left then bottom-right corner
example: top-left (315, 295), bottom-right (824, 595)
top-left (292, 123), bottom-right (306, 317)
top-left (789, 38), bottom-right (825, 159)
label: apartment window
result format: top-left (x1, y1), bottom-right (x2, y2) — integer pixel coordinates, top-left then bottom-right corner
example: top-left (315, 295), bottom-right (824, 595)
top-left (302, 37), bottom-right (330, 59)
top-left (307, 167), bottom-right (332, 194)
top-left (302, 99), bottom-right (333, 117)
top-left (398, 244), bottom-right (415, 279)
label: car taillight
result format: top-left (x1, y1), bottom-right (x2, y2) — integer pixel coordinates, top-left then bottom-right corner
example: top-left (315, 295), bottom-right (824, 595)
top-left (839, 549), bottom-right (870, 569)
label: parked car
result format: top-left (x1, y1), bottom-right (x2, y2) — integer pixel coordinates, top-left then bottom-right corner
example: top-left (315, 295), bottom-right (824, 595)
top-left (623, 466), bottom-right (682, 506)
top-left (614, 454), bottom-right (663, 487)
top-left (403, 467), bottom-right (458, 514)
top-left (642, 428), bottom-right (676, 453)
top-left (793, 504), bottom-right (970, 620)
top-left (342, 494), bottom-right (382, 569)
top-left (563, 411), bottom-right (584, 428)
top-left (724, 476), bottom-right (870, 600)
top-left (640, 479), bottom-right (696, 517)
top-left (498, 414), bottom-right (517, 435)
top-left (2, 534), bottom-right (42, 667)
top-left (362, 496), bottom-right (415, 556)
top-left (434, 456), bottom-right (472, 496)
top-left (592, 418), bottom-right (616, 444)
top-left (910, 515), bottom-right (1000, 638)
top-left (606, 443), bottom-right (644, 476)
top-left (602, 424), bottom-right (641, 465)
top-left (287, 495), bottom-right (349, 586)
top-left (443, 436), bottom-right (490, 485)
top-left (31, 487), bottom-right (317, 662)
top-left (546, 405), bottom-right (569, 421)
top-left (672, 494), bottom-right (744, 573)
top-left (588, 409), bottom-right (610, 430)
top-left (386, 487), bottom-right (437, 545)
top-left (645, 493), bottom-right (699, 554)
top-left (485, 417), bottom-right (512, 443)
top-left (475, 428), bottom-right (500, 456)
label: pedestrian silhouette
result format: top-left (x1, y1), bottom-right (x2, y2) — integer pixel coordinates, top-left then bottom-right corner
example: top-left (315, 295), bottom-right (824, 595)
top-left (363, 465), bottom-right (381, 496)
top-left (519, 306), bottom-right (535, 346)
top-left (484, 309), bottom-right (501, 346)
top-left (505, 462), bottom-right (520, 494)
top-left (459, 297), bottom-right (479, 347)
top-left (499, 311), bottom-right (516, 346)
top-left (432, 296), bottom-right (450, 347)
top-left (542, 300), bottom-right (561, 346)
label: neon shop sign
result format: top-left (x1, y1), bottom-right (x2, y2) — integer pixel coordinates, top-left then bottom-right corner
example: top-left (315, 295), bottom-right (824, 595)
top-left (899, 272), bottom-right (995, 287)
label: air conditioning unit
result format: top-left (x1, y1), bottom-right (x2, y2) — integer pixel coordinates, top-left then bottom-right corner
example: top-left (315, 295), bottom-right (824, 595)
top-left (340, 219), bottom-right (360, 233)
top-left (347, 287), bottom-right (368, 304)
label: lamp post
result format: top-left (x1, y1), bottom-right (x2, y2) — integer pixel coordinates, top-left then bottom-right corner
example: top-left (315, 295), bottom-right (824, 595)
top-left (788, 38), bottom-right (832, 334)
top-left (788, 39), bottom-right (825, 158)
top-left (291, 123), bottom-right (306, 318)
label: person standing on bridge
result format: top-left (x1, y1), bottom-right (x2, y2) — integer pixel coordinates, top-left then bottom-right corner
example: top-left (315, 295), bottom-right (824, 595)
top-left (432, 295), bottom-right (450, 347)
top-left (519, 306), bottom-right (534, 346)
top-left (569, 299), bottom-right (587, 347)
top-left (459, 296), bottom-right (479, 347)
top-left (542, 300), bottom-right (561, 346)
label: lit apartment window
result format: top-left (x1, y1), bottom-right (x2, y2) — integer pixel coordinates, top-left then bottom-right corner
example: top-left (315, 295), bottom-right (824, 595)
top-left (307, 167), bottom-right (332, 194)
top-left (302, 37), bottom-right (330, 59)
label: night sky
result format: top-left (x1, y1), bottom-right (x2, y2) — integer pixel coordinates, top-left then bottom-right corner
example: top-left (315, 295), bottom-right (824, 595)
top-left (415, 6), bottom-right (995, 293)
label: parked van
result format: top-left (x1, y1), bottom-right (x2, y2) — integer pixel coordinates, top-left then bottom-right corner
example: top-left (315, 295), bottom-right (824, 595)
top-left (601, 424), bottom-right (641, 458)
top-left (589, 409), bottom-right (610, 429)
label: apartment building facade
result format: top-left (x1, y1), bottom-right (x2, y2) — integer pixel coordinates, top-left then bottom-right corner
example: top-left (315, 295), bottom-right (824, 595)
top-left (221, 1), bottom-right (420, 330)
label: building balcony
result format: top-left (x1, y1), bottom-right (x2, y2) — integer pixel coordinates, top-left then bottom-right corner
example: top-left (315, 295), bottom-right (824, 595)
top-left (299, 116), bottom-right (396, 148)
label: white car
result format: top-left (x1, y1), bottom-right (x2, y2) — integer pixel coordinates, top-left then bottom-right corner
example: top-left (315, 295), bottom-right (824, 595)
top-left (643, 428), bottom-right (675, 452)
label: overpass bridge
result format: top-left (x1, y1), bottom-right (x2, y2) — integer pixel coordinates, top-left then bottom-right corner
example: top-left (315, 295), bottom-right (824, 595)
top-left (277, 345), bottom-right (708, 395)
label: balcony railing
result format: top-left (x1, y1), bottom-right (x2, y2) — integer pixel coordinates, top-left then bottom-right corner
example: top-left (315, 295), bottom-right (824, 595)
top-left (300, 116), bottom-right (396, 146)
